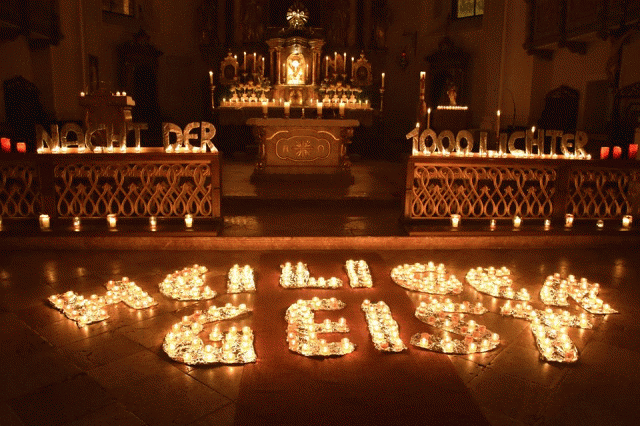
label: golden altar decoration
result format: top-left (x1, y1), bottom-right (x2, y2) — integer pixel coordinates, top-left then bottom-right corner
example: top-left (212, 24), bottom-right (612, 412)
top-left (216, 2), bottom-right (375, 178)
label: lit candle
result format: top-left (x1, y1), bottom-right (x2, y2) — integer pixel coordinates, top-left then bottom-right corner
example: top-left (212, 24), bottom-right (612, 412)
top-left (600, 146), bottom-right (610, 159)
top-left (253, 52), bottom-right (257, 73)
top-left (1, 137), bottom-right (10, 152)
top-left (451, 214), bottom-right (460, 228)
top-left (243, 52), bottom-right (246, 71)
top-left (73, 216), bottom-right (81, 230)
top-left (597, 219), bottom-right (604, 228)
top-left (381, 72), bottom-right (385, 88)
top-left (16, 142), bottom-right (26, 153)
top-left (209, 70), bottom-right (213, 85)
top-left (613, 146), bottom-right (622, 159)
top-left (496, 110), bottom-right (501, 139)
top-left (317, 101), bottom-right (323, 118)
top-left (150, 216), bottom-right (157, 228)
top-left (185, 214), bottom-right (193, 228)
top-left (427, 107), bottom-right (431, 129)
top-left (325, 56), bottom-right (329, 78)
top-left (339, 102), bottom-right (345, 117)
top-left (513, 216), bottom-right (522, 228)
top-left (544, 219), bottom-right (551, 229)
top-left (80, 92), bottom-right (85, 97)
top-left (629, 144), bottom-right (638, 160)
top-left (622, 215), bottom-right (632, 228)
top-left (262, 100), bottom-right (268, 117)
top-left (284, 101), bottom-right (291, 117)
top-left (262, 57), bottom-right (265, 76)
top-left (343, 52), bottom-right (346, 73)
top-left (565, 214), bottom-right (574, 228)
top-left (107, 214), bottom-right (117, 228)
top-left (39, 214), bottom-right (50, 230)
top-left (490, 219), bottom-right (496, 229)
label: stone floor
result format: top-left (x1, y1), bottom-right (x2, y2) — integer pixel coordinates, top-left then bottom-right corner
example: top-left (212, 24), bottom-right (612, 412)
top-left (1, 248), bottom-right (639, 425)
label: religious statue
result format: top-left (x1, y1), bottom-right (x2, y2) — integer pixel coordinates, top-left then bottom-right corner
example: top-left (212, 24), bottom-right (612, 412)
top-left (447, 81), bottom-right (458, 106)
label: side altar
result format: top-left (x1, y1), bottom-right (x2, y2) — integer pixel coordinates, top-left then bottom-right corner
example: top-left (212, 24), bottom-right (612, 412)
top-left (214, 2), bottom-right (378, 179)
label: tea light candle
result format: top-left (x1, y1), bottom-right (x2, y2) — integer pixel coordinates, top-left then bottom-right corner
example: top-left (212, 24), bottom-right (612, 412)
top-left (185, 214), bottom-right (193, 228)
top-left (39, 214), bottom-right (50, 229)
top-left (284, 101), bottom-right (290, 117)
top-left (622, 215), bottom-right (632, 228)
top-left (600, 146), bottom-right (610, 159)
top-left (1, 138), bottom-right (10, 152)
top-left (613, 146), bottom-right (622, 159)
top-left (513, 216), bottom-right (522, 228)
top-left (565, 214), bottom-right (574, 228)
top-left (451, 214), bottom-right (460, 228)
top-left (107, 214), bottom-right (117, 228)
top-left (16, 142), bottom-right (26, 153)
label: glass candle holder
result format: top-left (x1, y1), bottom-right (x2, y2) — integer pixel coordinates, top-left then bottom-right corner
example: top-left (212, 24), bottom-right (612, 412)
top-left (565, 214), bottom-right (574, 228)
top-left (513, 216), bottom-right (522, 228)
top-left (600, 147), bottom-right (610, 159)
top-left (39, 214), bottom-right (50, 230)
top-left (150, 216), bottom-right (157, 228)
top-left (622, 215), bottom-right (632, 228)
top-left (185, 214), bottom-right (193, 228)
top-left (73, 216), bottom-right (81, 231)
top-left (107, 214), bottom-right (117, 228)
top-left (544, 219), bottom-right (551, 230)
top-left (450, 214), bottom-right (460, 228)
top-left (596, 219), bottom-right (604, 228)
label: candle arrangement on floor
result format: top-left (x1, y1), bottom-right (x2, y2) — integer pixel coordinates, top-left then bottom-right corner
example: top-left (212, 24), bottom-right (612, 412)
top-left (285, 297), bottom-right (355, 357)
top-left (159, 265), bottom-right (216, 301)
top-left (345, 259), bottom-right (373, 288)
top-left (500, 301), bottom-right (591, 363)
top-left (465, 267), bottom-right (530, 300)
top-left (280, 262), bottom-right (343, 289)
top-left (390, 262), bottom-right (463, 295)
top-left (361, 300), bottom-right (406, 352)
top-left (227, 264), bottom-right (256, 293)
top-left (162, 304), bottom-right (255, 365)
top-left (412, 297), bottom-right (498, 354)
top-left (541, 273), bottom-right (618, 314)
top-left (49, 277), bottom-right (157, 327)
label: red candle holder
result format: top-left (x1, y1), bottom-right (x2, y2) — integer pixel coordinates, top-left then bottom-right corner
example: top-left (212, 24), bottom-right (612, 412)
top-left (629, 144), bottom-right (638, 160)
top-left (600, 146), bottom-right (610, 159)
top-left (1, 137), bottom-right (10, 153)
top-left (16, 142), bottom-right (26, 153)
top-left (613, 146), bottom-right (622, 159)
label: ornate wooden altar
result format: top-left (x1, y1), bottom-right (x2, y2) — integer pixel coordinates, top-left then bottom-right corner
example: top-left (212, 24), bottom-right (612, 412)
top-left (247, 118), bottom-right (358, 178)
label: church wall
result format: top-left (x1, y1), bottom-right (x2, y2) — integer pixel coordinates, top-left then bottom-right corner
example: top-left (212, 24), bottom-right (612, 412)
top-left (0, 38), bottom-right (34, 122)
top-left (619, 35), bottom-right (640, 88)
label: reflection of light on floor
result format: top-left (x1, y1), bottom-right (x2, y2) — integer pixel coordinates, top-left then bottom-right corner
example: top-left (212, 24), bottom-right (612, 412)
top-left (44, 261), bottom-right (58, 284)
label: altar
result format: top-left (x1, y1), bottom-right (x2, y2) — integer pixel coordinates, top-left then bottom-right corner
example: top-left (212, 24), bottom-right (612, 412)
top-left (247, 118), bottom-right (358, 178)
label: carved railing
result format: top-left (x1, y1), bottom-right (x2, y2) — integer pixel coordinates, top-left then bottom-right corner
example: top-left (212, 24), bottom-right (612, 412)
top-left (0, 149), bottom-right (221, 219)
top-left (404, 156), bottom-right (640, 221)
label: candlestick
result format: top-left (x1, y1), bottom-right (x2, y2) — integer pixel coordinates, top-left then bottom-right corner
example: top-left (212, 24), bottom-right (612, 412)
top-left (1, 137), bottom-right (10, 153)
top-left (451, 214), bottom-right (460, 228)
top-left (513, 215), bottom-right (522, 228)
top-left (73, 216), bottom-right (80, 231)
top-left (325, 56), bottom-right (329, 79)
top-left (565, 214), bottom-right (574, 228)
top-left (342, 52), bottom-right (346, 74)
top-left (262, 57), bottom-right (265, 76)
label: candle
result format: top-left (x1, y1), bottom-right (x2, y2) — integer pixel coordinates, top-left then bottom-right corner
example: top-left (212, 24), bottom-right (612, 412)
top-left (339, 102), bottom-right (345, 117)
top-left (565, 214), bottom-right (574, 228)
top-left (253, 52), bottom-right (257, 73)
top-left (39, 214), bottom-right (50, 230)
top-left (94, 146), bottom-right (103, 153)
top-left (284, 101), bottom-right (291, 117)
top-left (72, 216), bottom-right (80, 231)
top-left (262, 100), bottom-right (268, 117)
top-left (1, 137), bottom-right (10, 152)
top-left (613, 146), bottom-right (622, 159)
top-left (262, 57), bottom-right (265, 76)
top-left (597, 219), bottom-right (604, 228)
top-left (185, 214), bottom-right (193, 228)
top-left (544, 219), bottom-right (551, 229)
top-left (107, 214), bottom-right (117, 228)
top-left (513, 216), bottom-right (522, 228)
top-left (629, 144), bottom-right (638, 159)
top-left (427, 107), bottom-right (431, 129)
top-left (496, 110), bottom-right (501, 140)
top-left (209, 71), bottom-right (213, 85)
top-left (622, 215), bottom-right (632, 228)
top-left (80, 92), bottom-right (85, 97)
top-left (600, 146), bottom-right (610, 159)
top-left (16, 142), bottom-right (26, 153)
top-left (451, 214), bottom-right (461, 228)
top-left (343, 52), bottom-right (346, 73)
top-left (490, 219), bottom-right (496, 229)
top-left (381, 73), bottom-right (385, 88)
top-left (243, 52), bottom-right (246, 71)
top-left (325, 56), bottom-right (329, 78)
top-left (317, 102), bottom-right (323, 118)
top-left (150, 216), bottom-right (157, 228)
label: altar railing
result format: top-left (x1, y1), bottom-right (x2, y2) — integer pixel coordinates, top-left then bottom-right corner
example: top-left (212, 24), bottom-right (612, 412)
top-left (404, 156), bottom-right (640, 221)
top-left (0, 149), bottom-right (221, 219)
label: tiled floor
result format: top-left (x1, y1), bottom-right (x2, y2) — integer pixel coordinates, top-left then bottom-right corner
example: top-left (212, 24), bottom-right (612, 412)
top-left (1, 248), bottom-right (639, 425)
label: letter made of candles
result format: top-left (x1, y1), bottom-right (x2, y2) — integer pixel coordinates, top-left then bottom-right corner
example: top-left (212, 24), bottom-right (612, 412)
top-left (406, 125), bottom-right (591, 159)
top-left (48, 259), bottom-right (618, 365)
top-left (35, 122), bottom-right (218, 153)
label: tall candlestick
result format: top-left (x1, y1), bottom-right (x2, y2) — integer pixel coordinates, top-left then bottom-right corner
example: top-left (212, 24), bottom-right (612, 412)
top-left (209, 70), bottom-right (213, 85)
top-left (253, 52), bottom-right (257, 73)
top-left (343, 52), bottom-right (346, 73)
top-left (427, 108), bottom-right (431, 129)
top-left (381, 73), bottom-right (385, 88)
top-left (325, 56), bottom-right (329, 79)
top-left (351, 57), bottom-right (354, 80)
top-left (262, 57), bottom-right (265, 76)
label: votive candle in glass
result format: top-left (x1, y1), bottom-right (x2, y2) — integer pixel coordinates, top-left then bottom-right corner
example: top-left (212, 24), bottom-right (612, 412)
top-left (39, 214), bottom-right (50, 230)
top-left (600, 147), bottom-right (610, 159)
top-left (185, 214), bottom-right (193, 228)
top-left (513, 216), bottom-right (522, 228)
top-left (450, 214), bottom-right (460, 228)
top-left (613, 146), bottom-right (622, 159)
top-left (16, 142), bottom-right (26, 153)
top-left (622, 215), bottom-right (632, 228)
top-left (1, 138), bottom-right (10, 152)
top-left (628, 144), bottom-right (638, 160)
top-left (107, 214), bottom-right (117, 228)
top-left (565, 214), bottom-right (574, 228)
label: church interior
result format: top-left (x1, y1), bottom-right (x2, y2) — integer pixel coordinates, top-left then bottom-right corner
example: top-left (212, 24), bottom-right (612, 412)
top-left (1, 0), bottom-right (640, 425)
